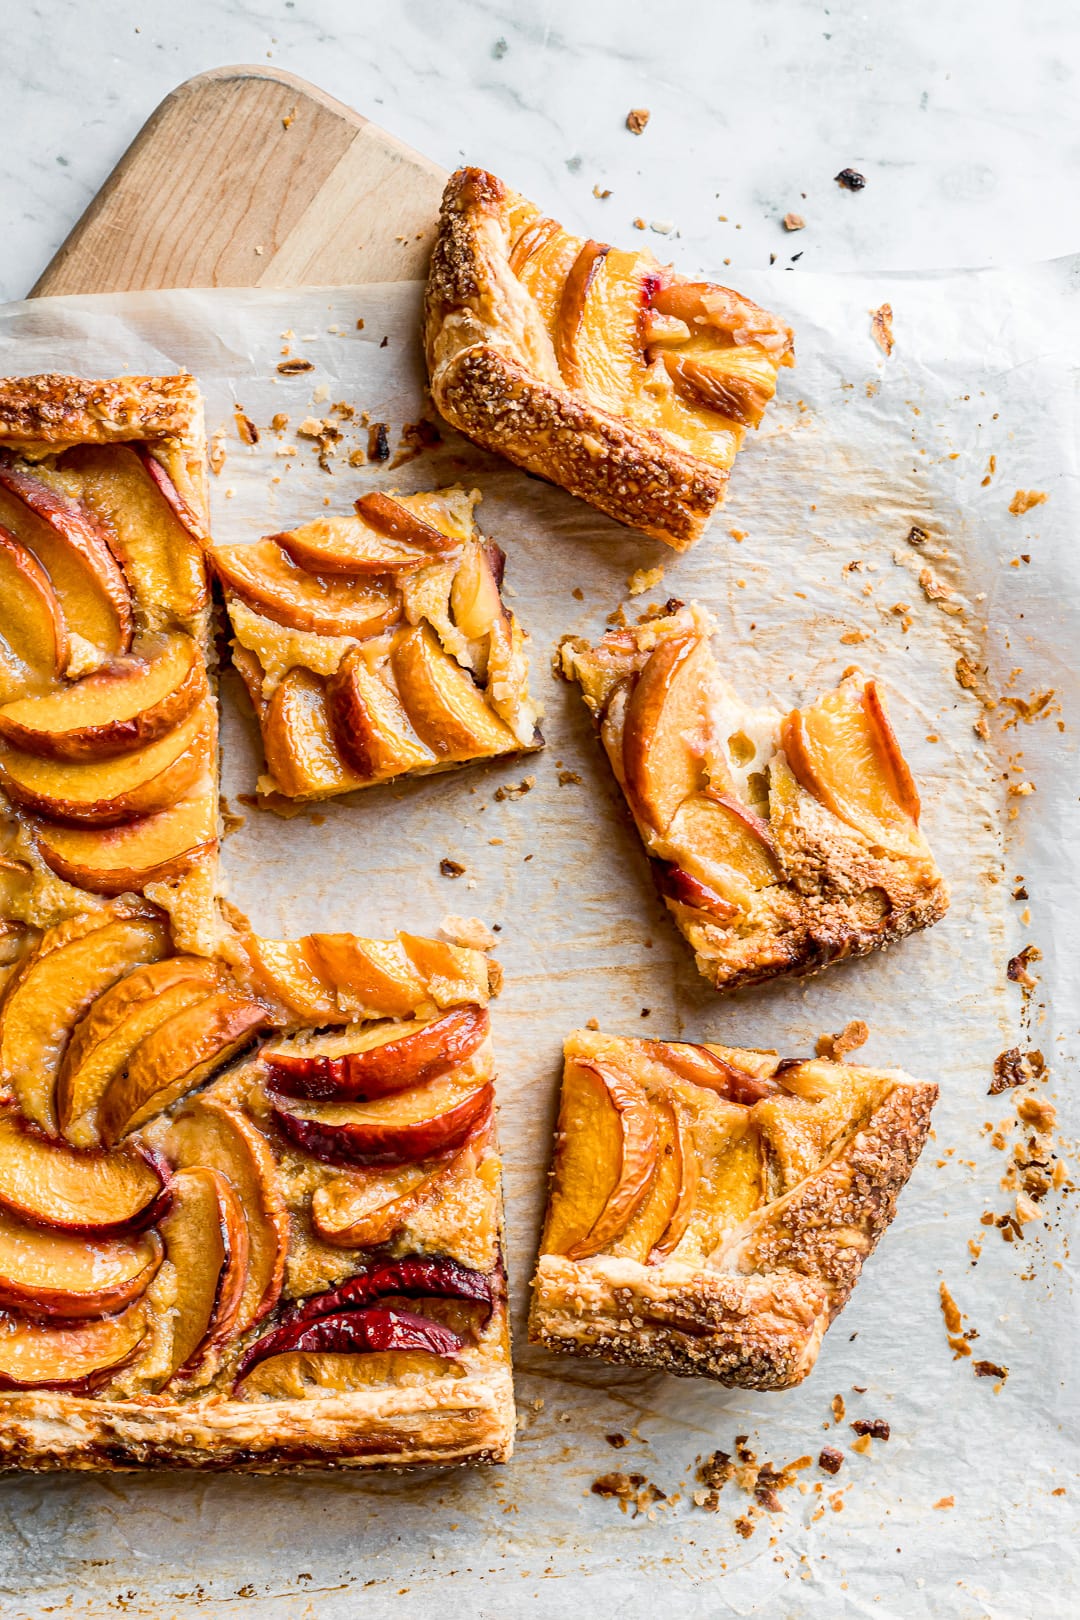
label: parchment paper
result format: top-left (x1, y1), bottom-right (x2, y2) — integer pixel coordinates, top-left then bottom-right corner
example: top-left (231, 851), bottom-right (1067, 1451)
top-left (0, 264), bottom-right (1075, 1619)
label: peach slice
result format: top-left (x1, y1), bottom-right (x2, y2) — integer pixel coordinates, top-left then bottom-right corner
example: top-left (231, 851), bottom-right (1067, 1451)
top-left (355, 493), bottom-right (463, 558)
top-left (450, 544), bottom-right (503, 641)
top-left (649, 1106), bottom-right (701, 1261)
top-left (159, 1166), bottom-right (249, 1379)
top-left (391, 624), bottom-right (517, 761)
top-left (57, 955), bottom-right (227, 1144)
top-left (326, 647), bottom-right (436, 780)
top-left (261, 667), bottom-right (365, 799)
top-left (0, 525), bottom-right (67, 690)
top-left (30, 785), bottom-right (217, 895)
top-left (753, 1059), bottom-right (892, 1194)
top-left (570, 246), bottom-right (656, 409)
top-left (658, 341), bottom-right (782, 430)
top-left (554, 240), bottom-right (610, 389)
top-left (781, 676), bottom-right (922, 851)
top-left (646, 1040), bottom-right (781, 1106)
top-left (0, 1111), bottom-right (170, 1234)
top-left (0, 1298), bottom-right (149, 1391)
top-left (241, 933), bottom-right (343, 1024)
top-left (610, 1097), bottom-right (684, 1263)
top-left (165, 1098), bottom-right (288, 1333)
top-left (0, 632), bottom-right (206, 761)
top-left (59, 444), bottom-right (208, 627)
top-left (310, 1127), bottom-right (489, 1247)
top-left (542, 1059), bottom-right (658, 1260)
top-left (97, 989), bottom-right (269, 1145)
top-left (305, 934), bottom-right (426, 1021)
top-left (0, 1210), bottom-right (161, 1319)
top-left (212, 540), bottom-right (402, 637)
top-left (622, 631), bottom-right (713, 831)
top-left (0, 907), bottom-right (169, 1132)
top-left (397, 933), bottom-right (491, 1008)
top-left (276, 493), bottom-right (459, 576)
top-left (508, 214), bottom-right (561, 276)
top-left (0, 703), bottom-right (211, 825)
top-left (271, 1074), bottom-right (495, 1167)
top-left (0, 458), bottom-right (133, 655)
top-left (234, 1305), bottom-right (464, 1392)
top-left (655, 863), bottom-right (739, 922)
top-left (236, 1346), bottom-right (462, 1400)
top-left (671, 792), bottom-right (779, 887)
top-left (650, 279), bottom-right (795, 362)
top-left (266, 1005), bottom-right (489, 1100)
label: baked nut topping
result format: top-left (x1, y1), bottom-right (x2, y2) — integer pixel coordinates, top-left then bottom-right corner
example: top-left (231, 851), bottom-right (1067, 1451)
top-left (425, 168), bottom-right (794, 549)
top-left (209, 485), bottom-right (541, 801)
top-left (0, 375), bottom-right (514, 1472)
top-left (529, 1029), bottom-right (937, 1388)
top-left (561, 602), bottom-right (949, 990)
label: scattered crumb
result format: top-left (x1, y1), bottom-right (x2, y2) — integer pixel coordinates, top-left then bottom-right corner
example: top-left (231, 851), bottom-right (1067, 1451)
top-left (1008, 490), bottom-right (1047, 517)
top-left (208, 430), bottom-right (227, 475)
top-left (816, 1019), bottom-right (869, 1060)
top-left (990, 1047), bottom-right (1040, 1094)
top-left (1017, 1094), bottom-right (1056, 1132)
top-left (939, 1282), bottom-right (972, 1359)
top-left (586, 1017), bottom-right (600, 1031)
top-left (593, 184), bottom-right (612, 200)
top-left (390, 417), bottom-right (442, 469)
top-left (818, 1447), bottom-right (844, 1475)
top-left (973, 1360), bottom-right (1008, 1381)
top-left (831, 1394), bottom-right (846, 1424)
top-left (1007, 945), bottom-right (1041, 990)
top-left (906, 524), bottom-right (929, 547)
top-left (933, 1496), bottom-right (955, 1510)
top-left (606, 1433), bottom-right (628, 1449)
top-left (850, 1419), bottom-right (890, 1441)
top-left (918, 565), bottom-right (954, 604)
top-left (440, 914), bottom-right (496, 951)
top-left (367, 422), bottom-right (390, 462)
top-left (871, 303), bottom-right (895, 356)
top-left (276, 358), bottom-right (314, 375)
top-left (632, 217), bottom-right (647, 231)
top-left (270, 412), bottom-right (289, 431)
top-left (218, 795), bottom-right (246, 836)
top-left (1015, 1188), bottom-right (1042, 1226)
top-left (439, 858), bottom-right (465, 879)
top-left (494, 775), bottom-right (535, 802)
top-left (626, 108), bottom-right (650, 135)
top-left (850, 1434), bottom-right (873, 1457)
top-left (282, 105), bottom-right (296, 129)
top-left (558, 769), bottom-right (583, 786)
top-left (782, 212), bottom-right (805, 232)
top-left (628, 565), bottom-right (665, 597)
top-left (297, 416), bottom-right (325, 438)
top-left (233, 408), bottom-right (259, 445)
top-left (835, 167), bottom-right (866, 191)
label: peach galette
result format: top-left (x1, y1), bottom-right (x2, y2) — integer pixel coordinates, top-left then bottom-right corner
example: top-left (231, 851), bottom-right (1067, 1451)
top-left (0, 374), bottom-right (513, 1471)
top-left (209, 486), bottom-right (540, 802)
top-left (424, 168), bottom-right (794, 549)
top-left (561, 603), bottom-right (948, 991)
top-left (529, 1029), bottom-right (936, 1388)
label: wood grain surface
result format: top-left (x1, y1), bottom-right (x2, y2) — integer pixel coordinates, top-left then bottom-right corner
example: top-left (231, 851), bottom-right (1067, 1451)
top-left (31, 65), bottom-right (447, 296)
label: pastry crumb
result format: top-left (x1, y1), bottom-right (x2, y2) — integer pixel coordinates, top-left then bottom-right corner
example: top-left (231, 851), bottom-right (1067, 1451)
top-left (871, 303), bottom-right (895, 356)
top-left (816, 1019), bottom-right (869, 1061)
top-left (818, 1446), bottom-right (844, 1475)
top-left (593, 184), bottom-right (612, 200)
top-left (440, 914), bottom-right (496, 951)
top-left (782, 212), bottom-right (805, 232)
top-left (276, 358), bottom-right (314, 375)
top-left (494, 775), bottom-right (535, 802)
top-left (1008, 489), bottom-right (1047, 516)
top-left (628, 565), bottom-right (665, 596)
top-left (557, 769), bottom-right (583, 786)
top-left (439, 858), bottom-right (465, 879)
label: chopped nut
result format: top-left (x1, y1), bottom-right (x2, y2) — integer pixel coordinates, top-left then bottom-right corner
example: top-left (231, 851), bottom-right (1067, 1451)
top-left (233, 409), bottom-right (259, 445)
top-left (276, 358), bottom-right (314, 375)
top-left (440, 914), bottom-right (496, 951)
top-left (818, 1446), bottom-right (844, 1475)
top-left (270, 412), bottom-right (289, 431)
top-left (591, 1471), bottom-right (640, 1499)
top-left (494, 776), bottom-right (535, 802)
top-left (1007, 945), bottom-right (1041, 989)
top-left (439, 858), bottom-right (465, 879)
top-left (973, 1360), bottom-right (1008, 1381)
top-left (1015, 1189), bottom-right (1042, 1225)
top-left (626, 108), bottom-right (650, 135)
top-left (990, 1048), bottom-right (1028, 1094)
top-left (835, 167), bottom-right (866, 191)
top-left (850, 1418), bottom-right (890, 1441)
top-left (605, 1432), bottom-right (628, 1449)
top-left (782, 212), bottom-right (806, 232)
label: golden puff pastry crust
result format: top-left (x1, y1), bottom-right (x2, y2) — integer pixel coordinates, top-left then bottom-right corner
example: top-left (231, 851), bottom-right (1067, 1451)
top-left (529, 1030), bottom-right (936, 1389)
top-left (561, 603), bottom-right (949, 991)
top-left (424, 168), bottom-right (794, 549)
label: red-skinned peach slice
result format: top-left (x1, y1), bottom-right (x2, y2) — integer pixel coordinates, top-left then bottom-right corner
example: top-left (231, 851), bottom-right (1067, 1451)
top-left (271, 1075), bottom-right (495, 1167)
top-left (355, 493), bottom-right (463, 557)
top-left (450, 544), bottom-right (503, 641)
top-left (0, 525), bottom-right (67, 689)
top-left (159, 1166), bottom-right (249, 1379)
top-left (30, 785), bottom-right (217, 895)
top-left (0, 1211), bottom-right (162, 1319)
top-left (0, 632), bottom-right (206, 761)
top-left (0, 703), bottom-right (211, 825)
top-left (610, 1097), bottom-right (684, 1262)
top-left (0, 1111), bottom-right (170, 1235)
top-left (326, 648), bottom-right (436, 780)
top-left (97, 990), bottom-right (269, 1145)
top-left (391, 623), bottom-right (517, 761)
top-left (694, 791), bottom-right (780, 881)
top-left (658, 348), bottom-right (770, 429)
top-left (554, 240), bottom-right (610, 388)
top-left (781, 677), bottom-right (922, 850)
top-left (655, 862), bottom-right (740, 922)
top-left (305, 934), bottom-right (425, 1020)
top-left (0, 1298), bottom-right (149, 1391)
top-left (622, 631), bottom-right (713, 832)
top-left (0, 907), bottom-right (169, 1133)
top-left (266, 1005), bottom-right (490, 1101)
top-left (645, 1040), bottom-right (781, 1105)
top-left (165, 1098), bottom-right (287, 1333)
top-left (58, 444), bottom-right (208, 626)
top-left (541, 1059), bottom-right (658, 1260)
top-left (0, 457), bottom-right (133, 655)
top-left (275, 494), bottom-right (459, 576)
top-left (261, 667), bottom-right (365, 799)
top-left (212, 540), bottom-right (402, 637)
top-left (649, 1106), bottom-right (701, 1261)
top-left (234, 1304), bottom-right (463, 1391)
top-left (650, 279), bottom-right (795, 362)
top-left (58, 954), bottom-right (227, 1143)
top-left (564, 1061), bottom-right (658, 1259)
top-left (311, 1121), bottom-right (490, 1246)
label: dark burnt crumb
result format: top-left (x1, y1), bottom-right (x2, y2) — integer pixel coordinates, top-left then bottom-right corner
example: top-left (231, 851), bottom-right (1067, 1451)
top-left (233, 408), bottom-right (259, 445)
top-left (626, 108), bottom-right (650, 135)
top-left (558, 769), bottom-right (583, 786)
top-left (1013, 885), bottom-right (1029, 901)
top-left (754, 1466), bottom-right (786, 1512)
top-left (390, 418), bottom-right (443, 470)
top-left (735, 1435), bottom-right (754, 1463)
top-left (698, 1449), bottom-right (735, 1490)
top-left (367, 422), bottom-right (390, 461)
top-left (356, 318), bottom-right (365, 330)
top-left (693, 1487), bottom-right (722, 1512)
top-left (734, 1515), bottom-right (756, 1539)
top-left (851, 1419), bottom-right (890, 1441)
top-left (379, 335), bottom-right (389, 348)
top-left (991, 1047), bottom-right (1029, 1094)
top-left (640, 1007), bottom-right (651, 1018)
top-left (973, 1360), bottom-right (1008, 1381)
top-left (1007, 945), bottom-right (1041, 989)
top-left (818, 1446), bottom-right (844, 1475)
top-left (494, 776), bottom-right (535, 803)
top-left (572, 586), bottom-right (584, 601)
top-left (605, 1432), bottom-right (628, 1449)
top-left (907, 524), bottom-right (929, 547)
top-left (835, 167), bottom-right (866, 191)
top-left (439, 858), bottom-right (465, 878)
top-left (277, 358), bottom-right (314, 375)
top-left (592, 1470), bottom-right (643, 1498)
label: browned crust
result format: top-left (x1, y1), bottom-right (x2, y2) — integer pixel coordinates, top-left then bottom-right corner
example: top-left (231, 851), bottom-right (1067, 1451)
top-left (0, 373), bottom-right (203, 449)
top-left (430, 347), bottom-right (724, 549)
top-left (424, 167), bottom-right (768, 549)
top-left (529, 1074), bottom-right (936, 1390)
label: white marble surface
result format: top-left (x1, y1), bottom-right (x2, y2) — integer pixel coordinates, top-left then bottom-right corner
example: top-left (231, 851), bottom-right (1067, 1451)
top-left (4, 0), bottom-right (1080, 299)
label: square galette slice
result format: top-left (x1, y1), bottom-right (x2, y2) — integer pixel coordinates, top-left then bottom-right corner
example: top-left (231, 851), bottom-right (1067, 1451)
top-left (529, 1029), bottom-right (936, 1389)
top-left (561, 602), bottom-right (948, 991)
top-left (209, 485), bottom-right (540, 802)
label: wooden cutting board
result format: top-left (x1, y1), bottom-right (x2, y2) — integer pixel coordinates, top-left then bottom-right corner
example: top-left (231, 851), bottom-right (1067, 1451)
top-left (31, 65), bottom-right (447, 297)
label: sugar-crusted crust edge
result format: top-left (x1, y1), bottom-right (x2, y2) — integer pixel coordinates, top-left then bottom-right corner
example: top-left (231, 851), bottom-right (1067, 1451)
top-left (424, 168), bottom-right (734, 549)
top-left (529, 1058), bottom-right (937, 1390)
top-left (0, 372), bottom-right (203, 449)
